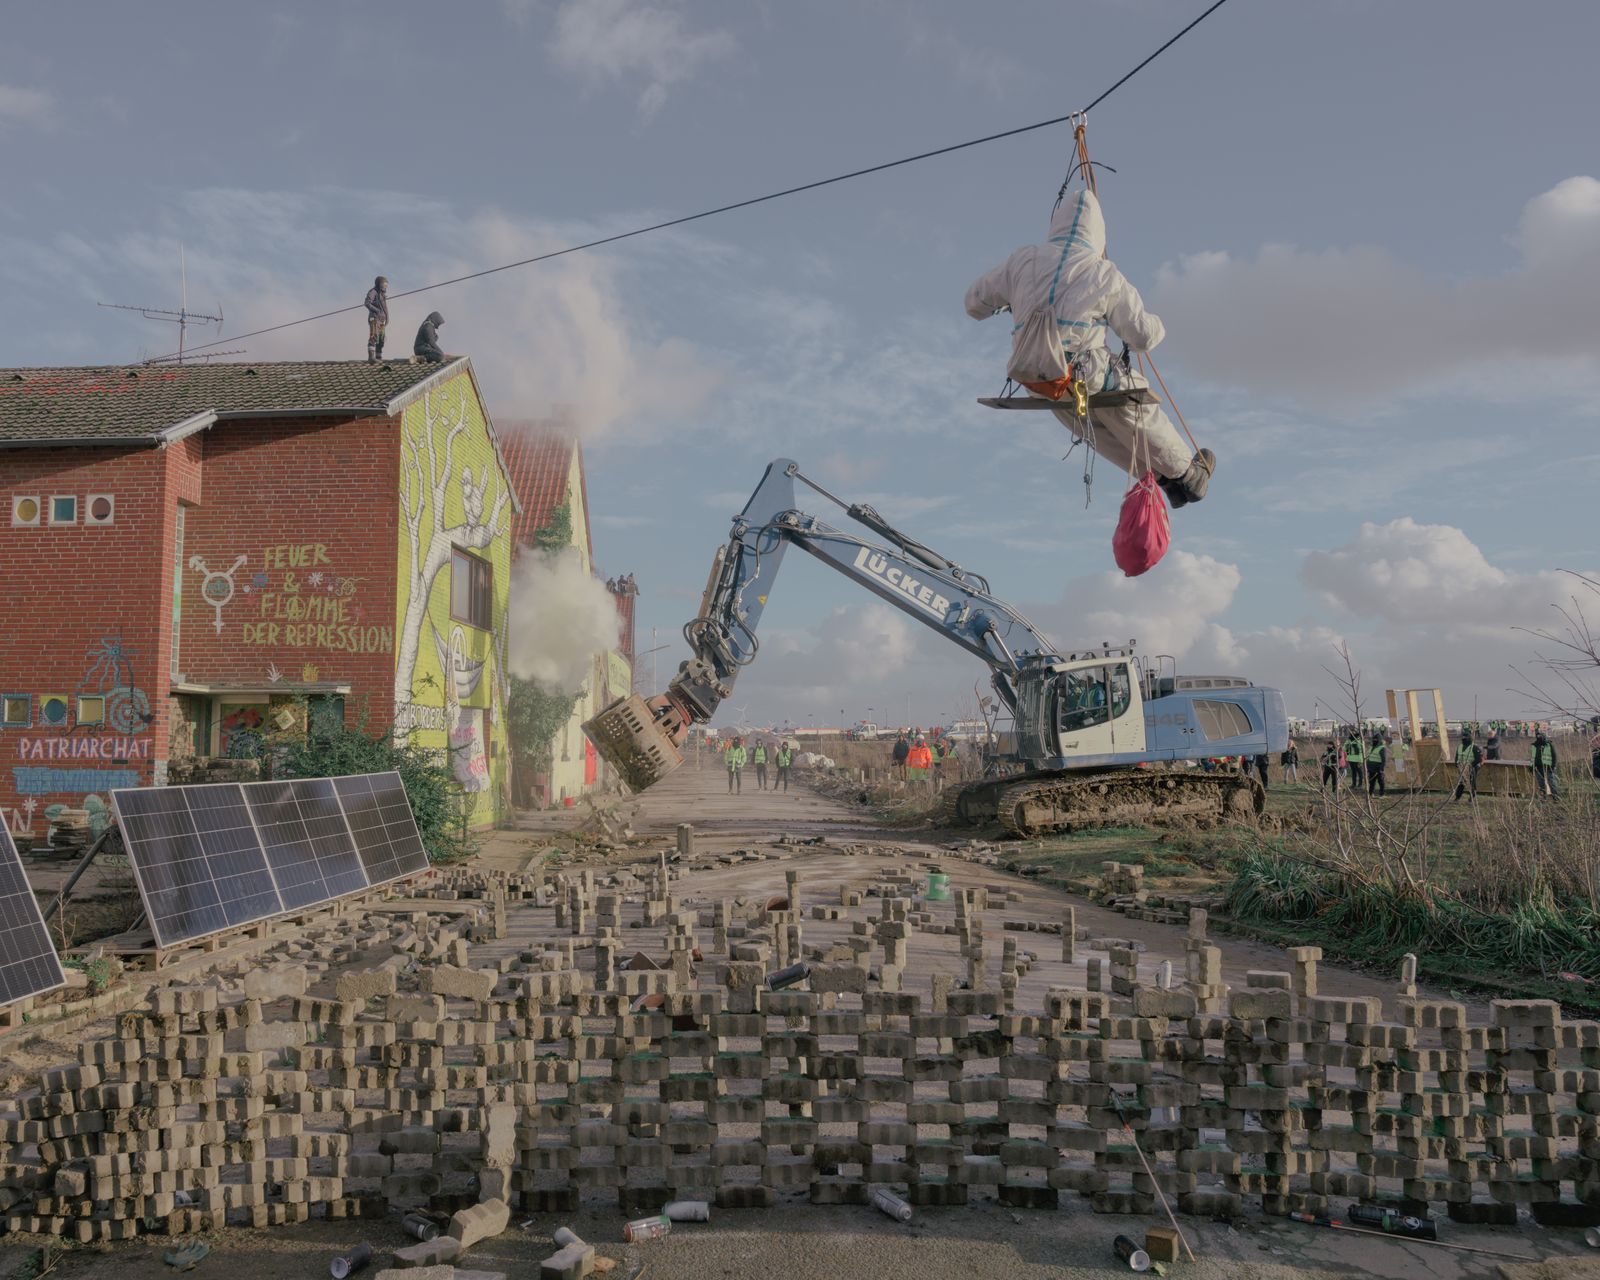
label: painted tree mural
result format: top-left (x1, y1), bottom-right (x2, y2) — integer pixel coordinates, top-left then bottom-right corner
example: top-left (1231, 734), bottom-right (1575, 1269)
top-left (394, 381), bottom-right (511, 719)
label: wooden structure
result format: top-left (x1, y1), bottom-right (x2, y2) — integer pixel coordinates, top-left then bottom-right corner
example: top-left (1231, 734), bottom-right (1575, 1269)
top-left (1385, 687), bottom-right (1534, 796)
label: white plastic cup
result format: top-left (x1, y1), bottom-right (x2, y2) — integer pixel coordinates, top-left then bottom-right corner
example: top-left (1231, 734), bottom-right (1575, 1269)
top-left (553, 1227), bottom-right (586, 1247)
top-left (664, 1201), bottom-right (710, 1222)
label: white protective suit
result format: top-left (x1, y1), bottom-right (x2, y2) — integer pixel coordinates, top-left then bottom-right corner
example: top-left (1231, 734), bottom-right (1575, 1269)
top-left (964, 189), bottom-right (1193, 482)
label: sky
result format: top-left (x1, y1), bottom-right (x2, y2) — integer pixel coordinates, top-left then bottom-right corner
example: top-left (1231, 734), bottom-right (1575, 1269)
top-left (4, 0), bottom-right (1599, 730)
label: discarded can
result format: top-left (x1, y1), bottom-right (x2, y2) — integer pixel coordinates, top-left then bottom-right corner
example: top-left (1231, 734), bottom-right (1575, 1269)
top-left (765, 962), bottom-right (811, 991)
top-left (553, 1227), bottom-right (586, 1247)
top-left (402, 1212), bottom-right (440, 1242)
top-left (869, 1188), bottom-right (913, 1223)
top-left (1113, 1234), bottom-right (1152, 1272)
top-left (329, 1242), bottom-right (373, 1278)
top-left (622, 1215), bottom-right (671, 1242)
top-left (1586, 1226), bottom-right (1600, 1248)
top-left (1346, 1203), bottom-right (1437, 1240)
top-left (664, 1200), bottom-right (710, 1222)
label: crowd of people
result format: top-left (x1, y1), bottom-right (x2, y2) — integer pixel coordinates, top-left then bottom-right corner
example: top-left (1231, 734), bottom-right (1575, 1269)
top-left (889, 730), bottom-right (960, 790)
top-left (719, 735), bottom-right (794, 794)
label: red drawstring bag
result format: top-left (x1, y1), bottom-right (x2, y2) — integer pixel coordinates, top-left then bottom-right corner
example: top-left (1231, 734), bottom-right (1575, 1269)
top-left (1112, 470), bottom-right (1170, 577)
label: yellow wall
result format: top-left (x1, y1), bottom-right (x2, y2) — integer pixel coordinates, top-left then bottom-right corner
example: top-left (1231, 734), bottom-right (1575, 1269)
top-left (547, 447), bottom-right (603, 803)
top-left (393, 373), bottom-right (513, 827)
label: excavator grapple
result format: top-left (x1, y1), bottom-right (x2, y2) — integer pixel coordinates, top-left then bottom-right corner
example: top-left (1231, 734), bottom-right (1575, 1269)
top-left (583, 693), bottom-right (685, 793)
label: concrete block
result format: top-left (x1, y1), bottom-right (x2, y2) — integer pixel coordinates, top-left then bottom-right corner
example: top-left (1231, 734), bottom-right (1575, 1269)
top-left (336, 965), bottom-right (398, 1003)
top-left (243, 964), bottom-right (308, 1001)
top-left (541, 1243), bottom-right (596, 1278)
top-left (449, 1196), bottom-right (510, 1249)
top-left (424, 964), bottom-right (496, 1003)
top-left (390, 1237), bottom-right (461, 1267)
top-left (374, 1269), bottom-right (454, 1280)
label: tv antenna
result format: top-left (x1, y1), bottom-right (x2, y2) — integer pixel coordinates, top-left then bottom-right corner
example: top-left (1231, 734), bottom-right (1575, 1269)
top-left (98, 245), bottom-right (230, 364)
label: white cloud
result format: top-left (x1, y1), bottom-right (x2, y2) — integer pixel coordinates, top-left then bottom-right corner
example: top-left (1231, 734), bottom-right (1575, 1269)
top-left (549, 0), bottom-right (735, 118)
top-left (0, 84), bottom-right (52, 128)
top-left (1152, 176), bottom-right (1600, 402)
top-left (39, 187), bottom-right (723, 438)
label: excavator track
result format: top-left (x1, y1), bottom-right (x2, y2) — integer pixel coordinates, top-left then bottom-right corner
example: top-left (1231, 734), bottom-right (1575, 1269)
top-left (948, 769), bottom-right (1264, 838)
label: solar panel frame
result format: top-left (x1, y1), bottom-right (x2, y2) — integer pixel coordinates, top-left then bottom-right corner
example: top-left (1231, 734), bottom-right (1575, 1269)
top-left (331, 771), bottom-right (430, 887)
top-left (0, 824), bottom-right (67, 1008)
top-left (242, 777), bottom-right (369, 912)
top-left (114, 783), bottom-right (284, 948)
top-left (112, 771), bottom-right (431, 950)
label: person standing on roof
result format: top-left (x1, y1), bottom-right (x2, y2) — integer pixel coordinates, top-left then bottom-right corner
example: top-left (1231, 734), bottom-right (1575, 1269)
top-left (365, 276), bottom-right (389, 363)
top-left (964, 188), bottom-right (1214, 507)
top-left (414, 311), bottom-right (446, 362)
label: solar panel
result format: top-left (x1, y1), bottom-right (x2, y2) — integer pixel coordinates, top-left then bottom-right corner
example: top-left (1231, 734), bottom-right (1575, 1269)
top-left (332, 771), bottom-right (430, 886)
top-left (0, 824), bottom-right (67, 1007)
top-left (243, 778), bottom-right (368, 911)
top-left (112, 772), bottom-right (430, 949)
top-left (114, 784), bottom-right (283, 947)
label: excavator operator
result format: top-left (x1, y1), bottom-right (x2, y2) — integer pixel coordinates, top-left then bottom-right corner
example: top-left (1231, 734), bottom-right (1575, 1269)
top-left (965, 188), bottom-right (1215, 508)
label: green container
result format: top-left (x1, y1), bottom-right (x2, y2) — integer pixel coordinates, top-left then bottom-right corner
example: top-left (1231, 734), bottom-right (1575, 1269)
top-left (926, 872), bottom-right (951, 901)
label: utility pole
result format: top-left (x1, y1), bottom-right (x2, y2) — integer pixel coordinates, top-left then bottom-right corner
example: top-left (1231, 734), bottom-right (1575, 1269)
top-left (99, 246), bottom-right (231, 364)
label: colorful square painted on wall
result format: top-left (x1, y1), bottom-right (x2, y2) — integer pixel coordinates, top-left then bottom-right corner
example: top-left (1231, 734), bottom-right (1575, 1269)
top-left (39, 695), bottom-right (69, 727)
top-left (77, 695), bottom-right (106, 725)
top-left (2, 695), bottom-right (30, 726)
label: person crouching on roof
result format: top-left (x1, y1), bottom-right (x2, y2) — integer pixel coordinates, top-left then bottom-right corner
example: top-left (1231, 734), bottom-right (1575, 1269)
top-left (965, 188), bottom-right (1214, 508)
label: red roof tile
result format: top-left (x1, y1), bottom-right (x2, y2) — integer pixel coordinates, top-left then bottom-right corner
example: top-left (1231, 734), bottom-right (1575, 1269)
top-left (498, 424), bottom-right (587, 552)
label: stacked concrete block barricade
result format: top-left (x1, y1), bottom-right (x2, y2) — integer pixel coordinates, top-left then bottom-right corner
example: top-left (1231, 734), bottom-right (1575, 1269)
top-left (4, 859), bottom-right (1600, 1243)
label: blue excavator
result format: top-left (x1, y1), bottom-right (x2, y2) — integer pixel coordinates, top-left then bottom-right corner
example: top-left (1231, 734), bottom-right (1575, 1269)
top-left (583, 459), bottom-right (1287, 837)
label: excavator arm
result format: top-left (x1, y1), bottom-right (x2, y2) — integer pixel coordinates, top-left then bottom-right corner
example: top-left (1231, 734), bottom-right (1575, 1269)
top-left (585, 458), bottom-right (1063, 790)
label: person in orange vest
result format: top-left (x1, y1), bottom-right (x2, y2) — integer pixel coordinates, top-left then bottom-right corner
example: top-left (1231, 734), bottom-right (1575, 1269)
top-left (906, 735), bottom-right (934, 781)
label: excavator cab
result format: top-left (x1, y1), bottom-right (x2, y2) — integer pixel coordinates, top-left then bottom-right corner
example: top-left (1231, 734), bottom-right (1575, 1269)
top-left (1013, 652), bottom-right (1146, 765)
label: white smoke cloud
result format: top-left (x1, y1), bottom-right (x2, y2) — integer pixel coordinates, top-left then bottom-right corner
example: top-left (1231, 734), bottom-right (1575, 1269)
top-left (11, 186), bottom-right (722, 438)
top-left (507, 547), bottom-right (621, 692)
top-left (1151, 176), bottom-right (1600, 402)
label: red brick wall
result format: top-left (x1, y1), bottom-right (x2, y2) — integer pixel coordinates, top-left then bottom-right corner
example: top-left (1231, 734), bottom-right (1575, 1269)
top-left (179, 415), bottom-right (401, 725)
top-left (0, 445), bottom-right (175, 838)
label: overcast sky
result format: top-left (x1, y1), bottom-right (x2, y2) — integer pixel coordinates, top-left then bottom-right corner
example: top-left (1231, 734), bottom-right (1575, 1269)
top-left (5, 0), bottom-right (1599, 728)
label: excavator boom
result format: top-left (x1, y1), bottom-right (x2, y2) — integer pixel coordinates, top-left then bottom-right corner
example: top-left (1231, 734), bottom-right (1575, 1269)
top-left (585, 459), bottom-right (1286, 830)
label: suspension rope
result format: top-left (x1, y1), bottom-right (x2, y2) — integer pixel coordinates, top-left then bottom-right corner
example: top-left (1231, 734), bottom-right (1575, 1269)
top-left (153, 0), bottom-right (1235, 362)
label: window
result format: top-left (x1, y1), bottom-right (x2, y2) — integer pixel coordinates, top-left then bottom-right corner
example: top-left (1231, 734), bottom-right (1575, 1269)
top-left (11, 496), bottom-right (40, 527)
top-left (1194, 699), bottom-right (1254, 742)
top-left (85, 494), bottom-right (115, 526)
top-left (1058, 667), bottom-right (1111, 732)
top-left (307, 694), bottom-right (345, 742)
top-left (77, 695), bottom-right (106, 725)
top-left (2, 695), bottom-right (30, 727)
top-left (39, 695), bottom-right (69, 727)
top-left (48, 495), bottom-right (77, 525)
top-left (450, 547), bottom-right (493, 630)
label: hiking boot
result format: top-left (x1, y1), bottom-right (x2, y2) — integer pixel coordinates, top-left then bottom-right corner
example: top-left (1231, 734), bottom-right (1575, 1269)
top-left (1157, 474), bottom-right (1190, 508)
top-left (1179, 448), bottom-right (1216, 504)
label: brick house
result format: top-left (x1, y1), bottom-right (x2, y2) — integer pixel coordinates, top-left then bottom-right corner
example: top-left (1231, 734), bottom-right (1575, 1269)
top-left (497, 428), bottom-right (635, 806)
top-left (0, 359), bottom-right (518, 839)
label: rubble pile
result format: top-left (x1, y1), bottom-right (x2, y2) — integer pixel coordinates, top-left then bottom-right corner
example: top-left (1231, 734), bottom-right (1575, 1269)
top-left (5, 845), bottom-right (1600, 1246)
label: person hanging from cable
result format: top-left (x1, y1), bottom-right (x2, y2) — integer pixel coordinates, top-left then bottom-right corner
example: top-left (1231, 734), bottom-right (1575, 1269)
top-left (964, 186), bottom-right (1214, 508)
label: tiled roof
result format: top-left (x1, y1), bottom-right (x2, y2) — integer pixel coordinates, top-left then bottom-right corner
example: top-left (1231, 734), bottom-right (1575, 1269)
top-left (498, 426), bottom-right (585, 550)
top-left (0, 359), bottom-right (466, 446)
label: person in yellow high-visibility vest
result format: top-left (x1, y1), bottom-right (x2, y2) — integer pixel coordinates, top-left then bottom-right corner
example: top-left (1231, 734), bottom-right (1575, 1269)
top-left (724, 736), bottom-right (747, 794)
top-left (752, 740), bottom-right (769, 790)
top-left (775, 742), bottom-right (794, 792)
